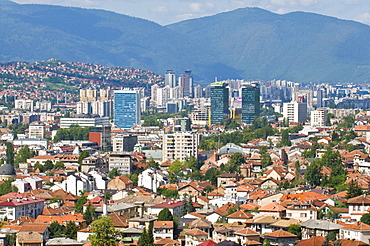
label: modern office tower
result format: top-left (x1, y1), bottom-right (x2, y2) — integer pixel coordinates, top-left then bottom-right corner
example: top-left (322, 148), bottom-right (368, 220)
top-left (89, 126), bottom-right (112, 150)
top-left (162, 131), bottom-right (199, 162)
top-left (165, 70), bottom-right (176, 88)
top-left (194, 85), bottom-right (203, 98)
top-left (317, 89), bottom-right (323, 108)
top-left (241, 82), bottom-right (260, 124)
top-left (166, 101), bottom-right (179, 114)
top-left (114, 89), bottom-right (141, 129)
top-left (210, 82), bottom-right (229, 124)
top-left (180, 70), bottom-right (193, 98)
top-left (311, 109), bottom-right (327, 127)
top-left (283, 101), bottom-right (307, 123)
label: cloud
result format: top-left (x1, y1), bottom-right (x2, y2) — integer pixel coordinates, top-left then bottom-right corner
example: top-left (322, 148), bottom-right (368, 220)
top-left (151, 5), bottom-right (168, 13)
top-left (355, 12), bottom-right (370, 24)
top-left (189, 3), bottom-right (202, 12)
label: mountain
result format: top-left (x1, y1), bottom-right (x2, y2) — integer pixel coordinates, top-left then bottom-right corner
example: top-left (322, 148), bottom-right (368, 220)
top-left (167, 8), bottom-right (370, 83)
top-left (0, 1), bottom-right (239, 85)
top-left (0, 1), bottom-right (370, 84)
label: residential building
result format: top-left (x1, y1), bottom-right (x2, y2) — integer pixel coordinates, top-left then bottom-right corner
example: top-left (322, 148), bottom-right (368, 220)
top-left (241, 82), bottom-right (260, 124)
top-left (108, 152), bottom-right (133, 174)
top-left (60, 115), bottom-right (109, 128)
top-left (112, 135), bottom-right (138, 152)
top-left (340, 222), bottom-right (370, 242)
top-left (153, 221), bottom-right (174, 240)
top-left (300, 219), bottom-right (342, 240)
top-left (283, 101), bottom-right (307, 123)
top-left (162, 132), bottom-right (199, 162)
top-left (138, 168), bottom-right (168, 193)
top-left (311, 109), bottom-right (327, 127)
top-left (165, 70), bottom-right (176, 88)
top-left (263, 230), bottom-right (296, 246)
top-left (114, 89), bottom-right (141, 129)
top-left (0, 195), bottom-right (45, 220)
top-left (151, 201), bottom-right (183, 218)
top-left (28, 122), bottom-right (45, 139)
top-left (185, 229), bottom-right (208, 246)
top-left (285, 201), bottom-right (317, 222)
top-left (210, 82), bottom-right (229, 124)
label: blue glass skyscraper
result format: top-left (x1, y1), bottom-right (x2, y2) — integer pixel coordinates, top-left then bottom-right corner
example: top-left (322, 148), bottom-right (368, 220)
top-left (114, 90), bottom-right (141, 129)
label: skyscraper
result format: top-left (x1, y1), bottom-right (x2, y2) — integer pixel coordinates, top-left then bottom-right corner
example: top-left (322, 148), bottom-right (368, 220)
top-left (165, 70), bottom-right (176, 88)
top-left (241, 82), bottom-right (260, 124)
top-left (210, 82), bottom-right (229, 124)
top-left (180, 70), bottom-right (193, 98)
top-left (114, 89), bottom-right (141, 129)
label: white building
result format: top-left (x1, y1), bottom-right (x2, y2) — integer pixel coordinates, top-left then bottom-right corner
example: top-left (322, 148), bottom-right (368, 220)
top-left (153, 221), bottom-right (174, 240)
top-left (60, 116), bottom-right (110, 128)
top-left (14, 99), bottom-right (33, 111)
top-left (162, 132), bottom-right (199, 162)
top-left (138, 168), bottom-right (168, 193)
top-left (283, 101), bottom-right (307, 123)
top-left (28, 122), bottom-right (45, 139)
top-left (108, 152), bottom-right (133, 175)
top-left (311, 109), bottom-right (327, 127)
top-left (340, 222), bottom-right (370, 242)
top-left (0, 195), bottom-right (44, 220)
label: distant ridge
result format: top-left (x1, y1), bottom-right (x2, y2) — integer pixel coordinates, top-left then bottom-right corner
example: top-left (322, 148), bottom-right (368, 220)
top-left (0, 3), bottom-right (370, 84)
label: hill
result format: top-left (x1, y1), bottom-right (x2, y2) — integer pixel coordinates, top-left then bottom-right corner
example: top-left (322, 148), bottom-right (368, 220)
top-left (1, 1), bottom-right (370, 83)
top-left (167, 8), bottom-right (370, 83)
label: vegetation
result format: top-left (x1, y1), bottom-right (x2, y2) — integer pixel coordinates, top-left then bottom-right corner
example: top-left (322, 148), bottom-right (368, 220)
top-left (108, 168), bottom-right (121, 179)
top-left (0, 180), bottom-right (18, 196)
top-left (157, 188), bottom-right (179, 199)
top-left (53, 126), bottom-right (89, 142)
top-left (157, 208), bottom-right (173, 221)
top-left (287, 224), bottom-right (302, 240)
top-left (89, 216), bottom-right (119, 246)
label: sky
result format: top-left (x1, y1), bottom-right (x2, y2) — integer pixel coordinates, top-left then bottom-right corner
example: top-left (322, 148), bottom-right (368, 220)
top-left (11, 0), bottom-right (370, 26)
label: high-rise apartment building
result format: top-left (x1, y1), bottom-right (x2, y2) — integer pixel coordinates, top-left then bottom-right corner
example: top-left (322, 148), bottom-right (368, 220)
top-left (165, 70), bottom-right (177, 88)
top-left (210, 82), bottom-right (229, 124)
top-left (283, 101), bottom-right (307, 123)
top-left (194, 85), bottom-right (203, 98)
top-left (180, 70), bottom-right (193, 98)
top-left (162, 132), bottom-right (199, 162)
top-left (311, 109), bottom-right (326, 127)
top-left (114, 90), bottom-right (141, 129)
top-left (28, 122), bottom-right (45, 139)
top-left (241, 82), bottom-right (260, 124)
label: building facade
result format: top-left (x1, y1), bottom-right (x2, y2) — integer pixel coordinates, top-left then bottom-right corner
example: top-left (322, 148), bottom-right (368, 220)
top-left (241, 82), bottom-right (260, 124)
top-left (162, 132), bottom-right (199, 162)
top-left (210, 82), bottom-right (229, 124)
top-left (114, 90), bottom-right (141, 129)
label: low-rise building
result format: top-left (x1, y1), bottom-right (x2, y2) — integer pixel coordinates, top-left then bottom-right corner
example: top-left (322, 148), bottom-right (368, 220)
top-left (153, 221), bottom-right (174, 240)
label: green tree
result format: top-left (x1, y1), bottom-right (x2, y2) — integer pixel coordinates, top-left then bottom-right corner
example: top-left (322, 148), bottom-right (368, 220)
top-left (138, 228), bottom-right (152, 246)
top-left (280, 129), bottom-right (291, 146)
top-left (5, 142), bottom-right (14, 166)
top-left (15, 145), bottom-right (34, 166)
top-left (54, 161), bottom-right (65, 170)
top-left (287, 224), bottom-right (302, 239)
top-left (345, 180), bottom-right (363, 199)
top-left (44, 160), bottom-right (54, 171)
top-left (326, 231), bottom-right (337, 242)
top-left (108, 168), bottom-right (121, 179)
top-left (157, 208), bottom-right (173, 221)
top-left (345, 144), bottom-right (358, 152)
top-left (361, 213), bottom-right (370, 225)
top-left (204, 185), bottom-right (213, 194)
top-left (49, 221), bottom-right (64, 238)
top-left (157, 188), bottom-right (179, 199)
top-left (78, 150), bottom-right (90, 166)
top-left (64, 221), bottom-right (78, 239)
top-left (83, 202), bottom-right (97, 225)
top-left (5, 234), bottom-right (16, 246)
top-left (261, 153), bottom-right (273, 168)
top-left (263, 239), bottom-right (271, 246)
top-left (75, 195), bottom-right (87, 213)
top-left (146, 157), bottom-right (160, 169)
top-left (305, 160), bottom-right (322, 187)
top-left (89, 216), bottom-right (118, 246)
top-left (0, 180), bottom-right (18, 196)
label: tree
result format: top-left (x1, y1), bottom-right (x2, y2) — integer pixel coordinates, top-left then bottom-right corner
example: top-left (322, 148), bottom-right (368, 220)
top-left (108, 168), bottom-right (121, 179)
top-left (54, 161), bottom-right (65, 170)
top-left (157, 208), bottom-right (173, 221)
top-left (146, 157), bottom-right (160, 169)
top-left (148, 223), bottom-right (154, 245)
top-left (361, 213), bottom-right (370, 225)
top-left (263, 239), bottom-right (271, 246)
top-left (326, 231), bottom-right (337, 242)
top-left (346, 180), bottom-right (363, 199)
top-left (305, 160), bottom-right (322, 187)
top-left (138, 228), bottom-right (152, 246)
top-left (5, 142), bottom-right (14, 166)
top-left (64, 221), bottom-right (78, 239)
top-left (44, 160), bottom-right (54, 171)
top-left (83, 201), bottom-right (96, 225)
top-left (157, 188), bottom-right (179, 199)
top-left (49, 221), bottom-right (64, 238)
top-left (280, 129), bottom-right (291, 146)
top-left (0, 180), bottom-right (18, 196)
top-left (287, 224), bottom-right (302, 240)
top-left (345, 144), bottom-right (358, 152)
top-left (6, 234), bottom-right (16, 246)
top-left (204, 185), bottom-right (213, 194)
top-left (261, 153), bottom-right (273, 168)
top-left (75, 195), bottom-right (87, 213)
top-left (15, 145), bottom-right (34, 166)
top-left (89, 216), bottom-right (118, 246)
top-left (78, 150), bottom-right (90, 166)
top-left (294, 161), bottom-right (301, 181)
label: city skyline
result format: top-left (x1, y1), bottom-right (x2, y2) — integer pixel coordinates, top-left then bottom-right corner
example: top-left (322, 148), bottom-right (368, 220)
top-left (11, 0), bottom-right (370, 26)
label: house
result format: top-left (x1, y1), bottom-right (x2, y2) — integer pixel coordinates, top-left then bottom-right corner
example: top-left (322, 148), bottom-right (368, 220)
top-left (153, 221), bottom-right (174, 240)
top-left (46, 238), bottom-right (84, 246)
top-left (263, 230), bottom-right (296, 246)
top-left (300, 219), bottom-right (342, 240)
top-left (213, 228), bottom-right (235, 243)
top-left (128, 215), bottom-right (157, 230)
top-left (347, 194), bottom-right (370, 221)
top-left (120, 227), bottom-right (143, 245)
top-left (295, 236), bottom-right (326, 246)
top-left (189, 217), bottom-right (213, 237)
top-left (340, 222), bottom-right (370, 242)
top-left (185, 229), bottom-right (208, 246)
top-left (151, 201), bottom-right (183, 218)
top-left (0, 195), bottom-right (45, 220)
top-left (217, 173), bottom-right (240, 187)
top-left (154, 238), bottom-right (181, 246)
top-left (107, 175), bottom-right (134, 190)
top-left (246, 215), bottom-right (278, 235)
top-left (258, 178), bottom-right (280, 190)
top-left (227, 210), bottom-right (253, 223)
top-left (259, 202), bottom-right (286, 218)
top-left (285, 201), bottom-right (317, 222)
top-left (234, 228), bottom-right (260, 244)
top-left (17, 223), bottom-right (49, 246)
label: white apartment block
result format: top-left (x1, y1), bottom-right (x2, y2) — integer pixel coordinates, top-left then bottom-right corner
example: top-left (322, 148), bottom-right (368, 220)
top-left (0, 196), bottom-right (44, 220)
top-left (311, 109), bottom-right (327, 127)
top-left (162, 132), bottom-right (199, 162)
top-left (283, 101), bottom-right (307, 123)
top-left (28, 122), bottom-right (45, 139)
top-left (108, 152), bottom-right (133, 174)
top-left (14, 99), bottom-right (33, 111)
top-left (60, 116), bottom-right (110, 128)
